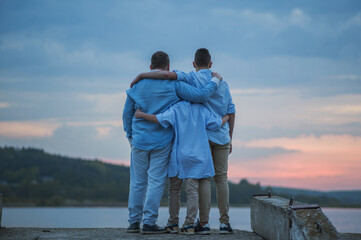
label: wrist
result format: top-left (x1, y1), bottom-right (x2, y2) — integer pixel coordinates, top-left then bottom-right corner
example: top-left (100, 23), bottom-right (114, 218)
top-left (211, 77), bottom-right (221, 86)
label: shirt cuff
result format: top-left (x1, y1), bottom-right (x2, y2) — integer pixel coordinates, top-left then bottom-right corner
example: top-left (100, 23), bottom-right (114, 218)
top-left (156, 114), bottom-right (168, 128)
top-left (211, 77), bottom-right (221, 86)
top-left (173, 70), bottom-right (180, 80)
top-left (127, 137), bottom-right (132, 146)
top-left (227, 109), bottom-right (236, 114)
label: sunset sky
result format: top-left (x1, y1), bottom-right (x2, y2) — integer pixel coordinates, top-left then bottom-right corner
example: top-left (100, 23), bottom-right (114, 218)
top-left (1, 0), bottom-right (361, 191)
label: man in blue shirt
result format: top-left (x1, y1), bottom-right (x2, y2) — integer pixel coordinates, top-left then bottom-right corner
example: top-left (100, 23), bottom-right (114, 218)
top-left (131, 48), bottom-right (236, 234)
top-left (122, 51), bottom-right (222, 234)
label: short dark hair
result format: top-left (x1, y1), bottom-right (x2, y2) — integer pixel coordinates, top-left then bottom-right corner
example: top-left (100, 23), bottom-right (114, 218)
top-left (194, 48), bottom-right (211, 67)
top-left (151, 51), bottom-right (169, 69)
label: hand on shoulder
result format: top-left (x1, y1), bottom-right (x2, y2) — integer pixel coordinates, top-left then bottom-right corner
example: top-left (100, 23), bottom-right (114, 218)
top-left (212, 72), bottom-right (223, 81)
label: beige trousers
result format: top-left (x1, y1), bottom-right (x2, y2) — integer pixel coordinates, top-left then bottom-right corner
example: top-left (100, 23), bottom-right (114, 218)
top-left (168, 177), bottom-right (211, 226)
top-left (199, 141), bottom-right (231, 224)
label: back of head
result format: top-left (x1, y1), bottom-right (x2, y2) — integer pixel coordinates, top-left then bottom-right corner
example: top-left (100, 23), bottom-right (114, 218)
top-left (151, 51), bottom-right (170, 70)
top-left (194, 48), bottom-right (211, 68)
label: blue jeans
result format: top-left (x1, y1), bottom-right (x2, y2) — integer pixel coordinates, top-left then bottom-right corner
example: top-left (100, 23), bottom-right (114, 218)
top-left (128, 141), bottom-right (171, 225)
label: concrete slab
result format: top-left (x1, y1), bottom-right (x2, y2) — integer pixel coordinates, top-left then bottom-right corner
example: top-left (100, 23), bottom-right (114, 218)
top-left (290, 208), bottom-right (339, 240)
top-left (251, 196), bottom-right (292, 240)
top-left (0, 227), bottom-right (264, 240)
top-left (250, 195), bottom-right (344, 240)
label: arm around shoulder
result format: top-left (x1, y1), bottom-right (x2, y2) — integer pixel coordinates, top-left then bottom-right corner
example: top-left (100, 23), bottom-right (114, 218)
top-left (130, 71), bottom-right (177, 87)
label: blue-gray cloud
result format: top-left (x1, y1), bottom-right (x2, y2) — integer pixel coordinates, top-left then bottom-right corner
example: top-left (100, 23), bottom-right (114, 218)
top-left (1, 0), bottom-right (361, 161)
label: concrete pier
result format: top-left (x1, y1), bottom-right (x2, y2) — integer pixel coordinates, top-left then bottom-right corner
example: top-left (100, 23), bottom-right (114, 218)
top-left (0, 227), bottom-right (359, 240)
top-left (0, 228), bottom-right (263, 240)
top-left (251, 195), bottom-right (340, 240)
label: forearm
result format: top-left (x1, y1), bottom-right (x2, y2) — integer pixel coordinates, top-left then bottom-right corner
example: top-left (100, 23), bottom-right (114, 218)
top-left (131, 71), bottom-right (177, 87)
top-left (138, 112), bottom-right (159, 124)
top-left (222, 115), bottom-right (230, 126)
top-left (141, 71), bottom-right (177, 80)
top-left (176, 77), bottom-right (219, 103)
top-left (228, 113), bottom-right (235, 139)
top-left (122, 97), bottom-right (135, 138)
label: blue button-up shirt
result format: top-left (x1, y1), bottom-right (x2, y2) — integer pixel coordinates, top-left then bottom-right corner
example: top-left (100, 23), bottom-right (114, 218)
top-left (156, 101), bottom-right (221, 179)
top-left (122, 76), bottom-right (220, 150)
top-left (175, 69), bottom-right (236, 145)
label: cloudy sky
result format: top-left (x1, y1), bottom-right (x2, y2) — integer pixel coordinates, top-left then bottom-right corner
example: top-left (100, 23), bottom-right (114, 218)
top-left (1, 0), bottom-right (361, 191)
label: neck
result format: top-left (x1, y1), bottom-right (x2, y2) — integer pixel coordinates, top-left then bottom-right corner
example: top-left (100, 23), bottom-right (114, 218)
top-left (195, 67), bottom-right (209, 72)
top-left (151, 68), bottom-right (167, 71)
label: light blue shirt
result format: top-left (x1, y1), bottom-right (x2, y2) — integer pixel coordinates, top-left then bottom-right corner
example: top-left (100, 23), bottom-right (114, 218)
top-left (175, 69), bottom-right (236, 145)
top-left (156, 101), bottom-right (222, 179)
top-left (122, 75), bottom-right (220, 150)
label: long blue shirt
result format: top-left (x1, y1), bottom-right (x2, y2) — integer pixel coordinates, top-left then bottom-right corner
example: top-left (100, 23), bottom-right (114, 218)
top-left (175, 69), bottom-right (236, 145)
top-left (122, 77), bottom-right (220, 150)
top-left (156, 101), bottom-right (221, 179)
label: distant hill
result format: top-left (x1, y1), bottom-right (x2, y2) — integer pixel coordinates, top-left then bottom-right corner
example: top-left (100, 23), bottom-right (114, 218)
top-left (0, 147), bottom-right (130, 206)
top-left (270, 186), bottom-right (361, 206)
top-left (1, 146), bottom-right (360, 207)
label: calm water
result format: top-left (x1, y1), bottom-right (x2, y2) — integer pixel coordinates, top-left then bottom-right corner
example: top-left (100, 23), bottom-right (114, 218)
top-left (2, 207), bottom-right (361, 233)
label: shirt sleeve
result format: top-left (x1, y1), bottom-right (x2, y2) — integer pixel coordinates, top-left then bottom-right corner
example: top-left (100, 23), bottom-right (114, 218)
top-left (122, 94), bottom-right (135, 139)
top-left (174, 70), bottom-right (192, 84)
top-left (203, 106), bottom-right (222, 131)
top-left (225, 83), bottom-right (236, 114)
top-left (175, 80), bottom-right (217, 103)
top-left (156, 106), bottom-right (175, 128)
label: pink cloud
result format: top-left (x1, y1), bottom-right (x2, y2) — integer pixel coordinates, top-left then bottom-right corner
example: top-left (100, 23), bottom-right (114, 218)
top-left (0, 121), bottom-right (61, 138)
top-left (100, 158), bottom-right (130, 166)
top-left (229, 135), bottom-right (361, 190)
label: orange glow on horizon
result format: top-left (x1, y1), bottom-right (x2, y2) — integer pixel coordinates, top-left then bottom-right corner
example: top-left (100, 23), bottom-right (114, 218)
top-left (229, 134), bottom-right (361, 191)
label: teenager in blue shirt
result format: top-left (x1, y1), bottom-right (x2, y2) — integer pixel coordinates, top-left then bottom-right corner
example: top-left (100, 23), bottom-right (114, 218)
top-left (131, 48), bottom-right (236, 234)
top-left (135, 102), bottom-right (229, 234)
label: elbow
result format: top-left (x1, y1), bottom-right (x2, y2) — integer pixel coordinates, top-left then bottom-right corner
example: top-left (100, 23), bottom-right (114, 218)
top-left (166, 72), bottom-right (173, 79)
top-left (166, 72), bottom-right (177, 80)
top-left (198, 96), bottom-right (207, 104)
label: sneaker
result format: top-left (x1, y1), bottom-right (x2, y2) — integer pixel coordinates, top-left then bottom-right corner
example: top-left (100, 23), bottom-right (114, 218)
top-left (127, 222), bottom-right (140, 233)
top-left (141, 224), bottom-right (166, 234)
top-left (165, 223), bottom-right (179, 234)
top-left (220, 222), bottom-right (233, 234)
top-left (179, 225), bottom-right (195, 235)
top-left (194, 219), bottom-right (211, 235)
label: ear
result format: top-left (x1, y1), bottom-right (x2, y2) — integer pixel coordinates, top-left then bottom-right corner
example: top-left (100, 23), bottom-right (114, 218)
top-left (150, 64), bottom-right (153, 70)
top-left (193, 61), bottom-right (197, 68)
top-left (208, 61), bottom-right (213, 69)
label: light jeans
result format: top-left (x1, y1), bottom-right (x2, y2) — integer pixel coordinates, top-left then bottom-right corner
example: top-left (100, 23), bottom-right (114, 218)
top-left (128, 142), bottom-right (171, 225)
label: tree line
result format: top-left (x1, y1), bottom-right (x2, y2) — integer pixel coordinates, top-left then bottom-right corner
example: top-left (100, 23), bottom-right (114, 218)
top-left (0, 146), bottom-right (350, 207)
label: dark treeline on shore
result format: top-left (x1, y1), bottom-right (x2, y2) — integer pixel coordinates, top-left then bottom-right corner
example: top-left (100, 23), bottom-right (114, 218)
top-left (1, 146), bottom-right (360, 207)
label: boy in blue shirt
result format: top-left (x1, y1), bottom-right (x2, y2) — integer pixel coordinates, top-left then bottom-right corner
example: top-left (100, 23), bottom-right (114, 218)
top-left (135, 102), bottom-right (229, 235)
top-left (131, 48), bottom-right (236, 234)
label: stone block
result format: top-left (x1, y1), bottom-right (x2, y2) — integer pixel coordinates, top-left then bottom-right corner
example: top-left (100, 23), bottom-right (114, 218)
top-left (251, 196), bottom-right (291, 240)
top-left (290, 208), bottom-right (339, 240)
top-left (251, 195), bottom-right (339, 240)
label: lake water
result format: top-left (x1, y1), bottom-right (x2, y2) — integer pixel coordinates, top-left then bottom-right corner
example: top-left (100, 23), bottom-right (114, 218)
top-left (2, 207), bottom-right (361, 233)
